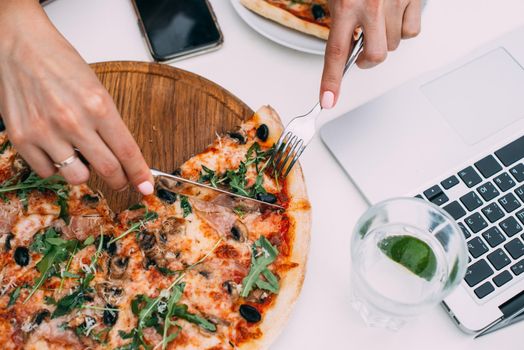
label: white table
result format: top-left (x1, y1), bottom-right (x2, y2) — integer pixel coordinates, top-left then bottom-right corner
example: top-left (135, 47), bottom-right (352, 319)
top-left (45, 1), bottom-right (524, 349)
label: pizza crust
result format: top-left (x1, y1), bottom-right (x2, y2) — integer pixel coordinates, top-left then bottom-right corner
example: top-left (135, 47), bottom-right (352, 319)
top-left (239, 106), bottom-right (312, 350)
top-left (240, 0), bottom-right (329, 40)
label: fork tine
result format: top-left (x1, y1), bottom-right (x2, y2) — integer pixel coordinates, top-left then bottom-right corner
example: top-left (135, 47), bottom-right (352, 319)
top-left (270, 131), bottom-right (291, 167)
top-left (283, 144), bottom-right (306, 177)
top-left (276, 138), bottom-right (303, 176)
top-left (273, 133), bottom-right (297, 174)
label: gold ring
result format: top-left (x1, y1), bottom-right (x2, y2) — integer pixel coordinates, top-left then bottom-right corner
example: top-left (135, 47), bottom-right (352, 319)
top-left (53, 154), bottom-right (78, 169)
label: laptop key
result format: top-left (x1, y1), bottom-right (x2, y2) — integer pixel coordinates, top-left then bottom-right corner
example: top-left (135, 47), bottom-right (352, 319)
top-left (431, 192), bottom-right (449, 206)
top-left (504, 238), bottom-right (524, 259)
top-left (499, 193), bottom-right (521, 213)
top-left (467, 236), bottom-right (489, 258)
top-left (510, 163), bottom-right (524, 182)
top-left (465, 259), bottom-right (494, 287)
top-left (481, 203), bottom-right (505, 223)
top-left (487, 248), bottom-right (511, 270)
top-left (458, 222), bottom-right (471, 239)
top-left (423, 185), bottom-right (443, 200)
top-left (493, 270), bottom-right (513, 287)
top-left (477, 182), bottom-right (500, 202)
top-left (517, 209), bottom-right (524, 225)
top-left (494, 172), bottom-right (516, 192)
top-left (474, 281), bottom-right (495, 299)
top-left (511, 259), bottom-right (524, 276)
top-left (465, 213), bottom-right (488, 233)
top-left (499, 217), bottom-right (523, 237)
top-left (458, 166), bottom-right (482, 188)
top-left (441, 175), bottom-right (459, 190)
top-left (482, 227), bottom-right (506, 247)
top-left (515, 185), bottom-right (524, 202)
top-left (460, 192), bottom-right (483, 211)
top-left (443, 201), bottom-right (466, 220)
top-left (475, 155), bottom-right (502, 178)
top-left (494, 135), bottom-right (524, 167)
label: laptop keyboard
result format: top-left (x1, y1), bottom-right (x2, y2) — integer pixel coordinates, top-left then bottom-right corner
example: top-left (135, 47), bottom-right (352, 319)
top-left (416, 135), bottom-right (524, 301)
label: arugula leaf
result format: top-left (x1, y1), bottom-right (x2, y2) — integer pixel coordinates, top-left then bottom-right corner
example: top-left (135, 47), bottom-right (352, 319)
top-left (108, 210), bottom-right (158, 244)
top-left (0, 140), bottom-right (11, 154)
top-left (0, 172), bottom-right (69, 211)
top-left (171, 304), bottom-right (216, 332)
top-left (7, 286), bottom-right (21, 307)
top-left (128, 203), bottom-right (146, 211)
top-left (180, 196), bottom-right (192, 217)
top-left (25, 230), bottom-right (78, 303)
top-left (116, 329), bottom-right (149, 350)
top-left (161, 283), bottom-right (184, 350)
top-left (241, 236), bottom-right (279, 297)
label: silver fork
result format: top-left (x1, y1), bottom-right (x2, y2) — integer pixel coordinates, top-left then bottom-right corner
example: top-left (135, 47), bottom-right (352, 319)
top-left (271, 30), bottom-right (365, 178)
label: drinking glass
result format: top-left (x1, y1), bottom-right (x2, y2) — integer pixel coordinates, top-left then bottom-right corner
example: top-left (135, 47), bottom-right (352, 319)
top-left (350, 197), bottom-right (468, 330)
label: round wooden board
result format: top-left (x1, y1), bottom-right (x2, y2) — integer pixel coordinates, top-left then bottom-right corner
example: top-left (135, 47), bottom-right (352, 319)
top-left (89, 61), bottom-right (253, 211)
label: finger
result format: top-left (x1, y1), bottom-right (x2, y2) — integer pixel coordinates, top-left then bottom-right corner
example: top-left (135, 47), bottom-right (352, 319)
top-left (402, 0), bottom-right (422, 39)
top-left (320, 11), bottom-right (358, 108)
top-left (72, 132), bottom-right (129, 191)
top-left (15, 144), bottom-right (56, 178)
top-left (384, 0), bottom-right (405, 51)
top-left (42, 139), bottom-right (90, 185)
top-left (357, 5), bottom-right (388, 69)
top-left (97, 115), bottom-right (153, 195)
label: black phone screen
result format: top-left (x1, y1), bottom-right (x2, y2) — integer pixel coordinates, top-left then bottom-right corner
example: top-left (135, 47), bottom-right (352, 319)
top-left (134, 0), bottom-right (222, 61)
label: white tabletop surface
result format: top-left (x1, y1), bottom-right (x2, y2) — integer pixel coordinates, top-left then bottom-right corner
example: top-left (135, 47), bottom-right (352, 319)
top-left (44, 1), bottom-right (524, 349)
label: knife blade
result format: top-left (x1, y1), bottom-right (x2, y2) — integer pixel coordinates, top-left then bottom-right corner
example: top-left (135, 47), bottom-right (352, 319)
top-left (151, 169), bottom-right (284, 211)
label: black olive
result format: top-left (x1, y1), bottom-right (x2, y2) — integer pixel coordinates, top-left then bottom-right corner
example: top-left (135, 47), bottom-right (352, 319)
top-left (171, 168), bottom-right (182, 176)
top-left (103, 304), bottom-right (119, 326)
top-left (256, 124), bottom-right (269, 142)
top-left (96, 235), bottom-right (117, 255)
top-left (156, 188), bottom-right (177, 204)
top-left (0, 119), bottom-right (5, 132)
top-left (228, 132), bottom-right (246, 145)
top-left (4, 233), bottom-right (13, 252)
top-left (145, 257), bottom-right (157, 268)
top-left (14, 246), bottom-right (30, 267)
top-left (311, 4), bottom-right (325, 20)
top-left (81, 194), bottom-right (100, 207)
top-left (138, 232), bottom-right (156, 251)
top-left (239, 304), bottom-right (261, 323)
top-left (256, 193), bottom-right (277, 204)
top-left (230, 226), bottom-right (242, 241)
top-left (33, 309), bottom-right (50, 325)
top-left (84, 295), bottom-right (94, 302)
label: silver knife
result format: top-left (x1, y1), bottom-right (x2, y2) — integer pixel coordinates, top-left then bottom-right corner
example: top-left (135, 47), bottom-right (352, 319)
top-left (151, 168), bottom-right (284, 211)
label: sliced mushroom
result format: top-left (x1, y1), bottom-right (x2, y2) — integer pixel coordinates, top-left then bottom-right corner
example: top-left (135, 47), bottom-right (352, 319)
top-left (96, 282), bottom-right (124, 305)
top-left (161, 217), bottom-right (186, 237)
top-left (229, 220), bottom-right (247, 242)
top-left (222, 280), bottom-right (239, 299)
top-left (108, 256), bottom-right (129, 279)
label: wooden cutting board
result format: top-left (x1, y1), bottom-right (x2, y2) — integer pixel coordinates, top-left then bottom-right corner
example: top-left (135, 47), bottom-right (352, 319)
top-left (89, 61), bottom-right (253, 212)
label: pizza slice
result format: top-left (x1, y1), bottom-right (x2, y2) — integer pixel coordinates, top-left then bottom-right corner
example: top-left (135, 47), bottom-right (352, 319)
top-left (0, 106), bottom-right (311, 349)
top-left (241, 0), bottom-right (331, 40)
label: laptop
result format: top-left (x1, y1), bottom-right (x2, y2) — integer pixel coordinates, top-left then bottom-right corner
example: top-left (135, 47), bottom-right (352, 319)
top-left (320, 25), bottom-right (524, 335)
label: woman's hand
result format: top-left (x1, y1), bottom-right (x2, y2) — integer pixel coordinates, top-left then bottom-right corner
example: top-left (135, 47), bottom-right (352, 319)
top-left (0, 0), bottom-right (154, 195)
top-left (320, 0), bottom-right (422, 109)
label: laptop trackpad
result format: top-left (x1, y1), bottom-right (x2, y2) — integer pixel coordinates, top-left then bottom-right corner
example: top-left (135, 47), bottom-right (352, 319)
top-left (421, 48), bottom-right (524, 144)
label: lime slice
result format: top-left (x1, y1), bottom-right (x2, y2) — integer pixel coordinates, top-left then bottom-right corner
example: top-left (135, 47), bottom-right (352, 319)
top-left (378, 235), bottom-right (437, 281)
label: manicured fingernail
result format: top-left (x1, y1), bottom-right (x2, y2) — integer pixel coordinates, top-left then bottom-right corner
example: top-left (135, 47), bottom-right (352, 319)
top-left (137, 181), bottom-right (154, 195)
top-left (321, 91), bottom-right (335, 109)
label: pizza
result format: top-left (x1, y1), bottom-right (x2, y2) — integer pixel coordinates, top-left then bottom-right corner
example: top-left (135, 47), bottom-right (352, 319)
top-left (240, 0), bottom-right (330, 40)
top-left (0, 105), bottom-right (311, 349)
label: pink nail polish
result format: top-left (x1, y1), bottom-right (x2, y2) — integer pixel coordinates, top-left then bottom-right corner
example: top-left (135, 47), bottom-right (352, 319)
top-left (321, 91), bottom-right (335, 109)
top-left (138, 181), bottom-right (154, 195)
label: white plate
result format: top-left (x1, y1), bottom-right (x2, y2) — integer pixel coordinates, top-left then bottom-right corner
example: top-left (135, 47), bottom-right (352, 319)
top-left (230, 0), bottom-right (326, 55)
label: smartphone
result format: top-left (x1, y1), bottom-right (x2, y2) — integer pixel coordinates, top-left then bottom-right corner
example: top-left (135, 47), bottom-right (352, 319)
top-left (132, 0), bottom-right (223, 62)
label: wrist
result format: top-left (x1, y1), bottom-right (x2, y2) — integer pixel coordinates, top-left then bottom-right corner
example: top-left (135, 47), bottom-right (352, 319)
top-left (0, 0), bottom-right (50, 54)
